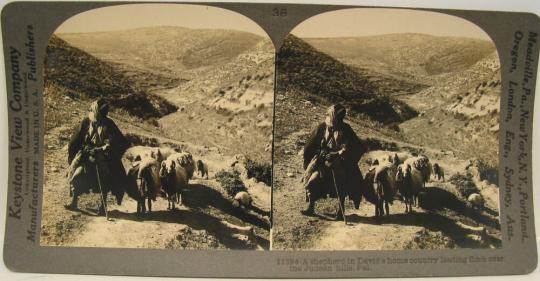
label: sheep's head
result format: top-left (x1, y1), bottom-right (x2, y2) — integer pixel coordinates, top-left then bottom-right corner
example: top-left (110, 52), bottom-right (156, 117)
top-left (154, 149), bottom-right (163, 162)
top-left (432, 163), bottom-right (440, 173)
top-left (137, 158), bottom-right (162, 191)
top-left (396, 165), bottom-right (405, 182)
top-left (160, 159), bottom-right (176, 178)
top-left (396, 164), bottom-right (412, 182)
top-left (406, 164), bottom-right (413, 180)
top-left (393, 153), bottom-right (400, 165)
top-left (232, 199), bottom-right (240, 208)
top-left (159, 162), bottom-right (166, 178)
top-left (178, 153), bottom-right (192, 165)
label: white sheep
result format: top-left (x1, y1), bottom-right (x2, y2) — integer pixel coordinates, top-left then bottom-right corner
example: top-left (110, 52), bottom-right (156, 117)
top-left (159, 157), bottom-right (188, 210)
top-left (397, 163), bottom-right (424, 207)
top-left (372, 164), bottom-right (397, 216)
top-left (432, 163), bottom-right (445, 181)
top-left (467, 193), bottom-right (484, 210)
top-left (167, 152), bottom-right (196, 180)
top-left (232, 191), bottom-right (252, 209)
top-left (124, 146), bottom-right (176, 163)
top-left (404, 155), bottom-right (432, 188)
top-left (396, 164), bottom-right (413, 213)
top-left (127, 157), bottom-right (163, 214)
top-left (196, 159), bottom-right (209, 179)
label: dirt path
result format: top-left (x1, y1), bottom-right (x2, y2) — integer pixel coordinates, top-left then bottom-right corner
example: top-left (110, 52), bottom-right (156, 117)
top-left (312, 202), bottom-right (425, 250)
top-left (63, 199), bottom-right (186, 248)
top-left (62, 177), bottom-right (269, 250)
top-left (42, 145), bottom-right (270, 250)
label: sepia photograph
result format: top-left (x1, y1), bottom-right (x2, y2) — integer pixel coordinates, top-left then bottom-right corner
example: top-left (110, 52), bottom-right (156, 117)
top-left (2, 0), bottom-right (540, 278)
top-left (272, 8), bottom-right (502, 250)
top-left (40, 4), bottom-right (273, 250)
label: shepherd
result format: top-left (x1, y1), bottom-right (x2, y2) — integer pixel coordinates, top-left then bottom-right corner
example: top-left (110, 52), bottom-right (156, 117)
top-left (65, 98), bottom-right (130, 216)
top-left (301, 104), bottom-right (367, 221)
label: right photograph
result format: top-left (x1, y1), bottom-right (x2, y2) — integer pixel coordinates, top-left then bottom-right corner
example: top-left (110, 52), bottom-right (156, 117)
top-left (272, 8), bottom-right (502, 250)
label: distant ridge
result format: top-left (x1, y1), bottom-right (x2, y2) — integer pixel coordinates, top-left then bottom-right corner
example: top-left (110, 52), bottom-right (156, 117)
top-left (305, 33), bottom-right (496, 83)
top-left (57, 26), bottom-right (264, 78)
top-left (45, 35), bottom-right (177, 119)
top-left (277, 34), bottom-right (419, 124)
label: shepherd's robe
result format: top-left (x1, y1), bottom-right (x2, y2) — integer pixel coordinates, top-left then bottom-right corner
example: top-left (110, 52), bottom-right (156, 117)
top-left (302, 122), bottom-right (369, 208)
top-left (68, 116), bottom-right (129, 204)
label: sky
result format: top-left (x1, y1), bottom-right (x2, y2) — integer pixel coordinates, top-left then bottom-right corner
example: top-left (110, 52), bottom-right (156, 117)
top-left (56, 5), bottom-right (492, 40)
top-left (291, 8), bottom-right (492, 40)
top-left (55, 4), bottom-right (268, 37)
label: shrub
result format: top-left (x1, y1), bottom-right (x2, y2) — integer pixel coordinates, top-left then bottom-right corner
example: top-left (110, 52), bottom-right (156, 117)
top-left (245, 158), bottom-right (272, 186)
top-left (449, 173), bottom-right (479, 199)
top-left (215, 170), bottom-right (246, 198)
top-left (471, 158), bottom-right (499, 185)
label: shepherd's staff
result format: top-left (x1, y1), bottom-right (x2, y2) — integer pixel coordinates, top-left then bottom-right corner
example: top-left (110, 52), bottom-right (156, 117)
top-left (331, 169), bottom-right (347, 225)
top-left (94, 162), bottom-right (110, 221)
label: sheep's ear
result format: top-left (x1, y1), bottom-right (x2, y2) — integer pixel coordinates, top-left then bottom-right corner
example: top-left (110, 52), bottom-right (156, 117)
top-left (159, 163), bottom-right (165, 176)
top-left (157, 149), bottom-right (162, 161)
top-left (171, 161), bottom-right (176, 169)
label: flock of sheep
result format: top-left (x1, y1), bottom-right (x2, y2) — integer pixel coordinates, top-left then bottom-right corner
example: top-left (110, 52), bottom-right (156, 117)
top-left (365, 152), bottom-right (483, 217)
top-left (120, 146), bottom-right (483, 218)
top-left (122, 146), bottom-right (250, 215)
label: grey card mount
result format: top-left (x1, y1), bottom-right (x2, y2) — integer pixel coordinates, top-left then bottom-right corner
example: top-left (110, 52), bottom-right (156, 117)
top-left (1, 1), bottom-right (539, 278)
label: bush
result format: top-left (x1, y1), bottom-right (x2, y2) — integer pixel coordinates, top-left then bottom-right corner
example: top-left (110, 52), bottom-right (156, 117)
top-left (449, 173), bottom-right (479, 199)
top-left (470, 159), bottom-right (499, 185)
top-left (215, 170), bottom-right (246, 198)
top-left (245, 158), bottom-right (272, 186)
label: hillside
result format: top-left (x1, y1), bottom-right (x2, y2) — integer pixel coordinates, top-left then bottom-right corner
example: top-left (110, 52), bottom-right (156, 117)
top-left (58, 27), bottom-right (264, 80)
top-left (157, 39), bottom-right (275, 163)
top-left (400, 51), bottom-right (501, 167)
top-left (301, 33), bottom-right (501, 166)
top-left (45, 35), bottom-right (177, 120)
top-left (306, 34), bottom-right (496, 84)
top-left (277, 35), bottom-right (423, 125)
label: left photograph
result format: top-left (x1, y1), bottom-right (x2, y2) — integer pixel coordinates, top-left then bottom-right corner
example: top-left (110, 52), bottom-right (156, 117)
top-left (40, 4), bottom-right (274, 250)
